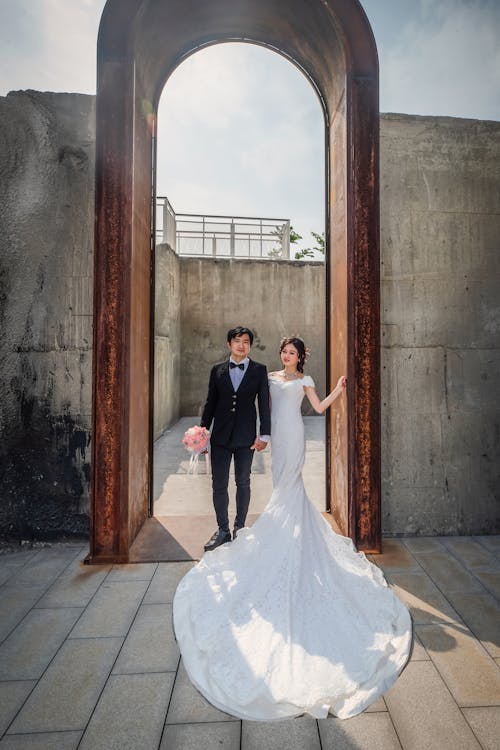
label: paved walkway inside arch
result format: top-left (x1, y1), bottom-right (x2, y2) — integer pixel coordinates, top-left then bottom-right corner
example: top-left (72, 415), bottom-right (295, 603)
top-left (130, 416), bottom-right (328, 561)
top-left (0, 534), bottom-right (499, 749)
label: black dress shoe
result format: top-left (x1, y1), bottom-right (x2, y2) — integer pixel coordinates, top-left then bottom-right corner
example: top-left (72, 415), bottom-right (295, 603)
top-left (204, 529), bottom-right (232, 551)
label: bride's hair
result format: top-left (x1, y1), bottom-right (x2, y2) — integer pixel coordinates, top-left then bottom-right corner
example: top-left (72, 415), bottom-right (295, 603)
top-left (279, 336), bottom-right (309, 373)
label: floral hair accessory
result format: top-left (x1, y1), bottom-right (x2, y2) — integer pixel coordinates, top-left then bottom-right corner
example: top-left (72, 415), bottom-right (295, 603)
top-left (182, 426), bottom-right (211, 475)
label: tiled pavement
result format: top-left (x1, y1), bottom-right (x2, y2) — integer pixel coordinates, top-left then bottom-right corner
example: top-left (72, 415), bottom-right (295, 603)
top-left (153, 416), bottom-right (326, 516)
top-left (0, 536), bottom-right (499, 750)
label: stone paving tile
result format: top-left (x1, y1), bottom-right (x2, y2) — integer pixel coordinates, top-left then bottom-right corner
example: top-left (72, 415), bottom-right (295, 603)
top-left (68, 580), bottom-right (149, 638)
top-left (0, 607), bottom-right (83, 680)
top-left (403, 538), bottom-right (445, 555)
top-left (409, 632), bottom-right (429, 661)
top-left (0, 731), bottom-right (82, 750)
top-left (35, 558), bottom-right (111, 609)
top-left (12, 548), bottom-right (81, 587)
top-left (0, 586), bottom-right (49, 643)
top-left (412, 551), bottom-right (483, 594)
top-left (0, 549), bottom-right (39, 572)
top-left (242, 716), bottom-right (320, 750)
top-left (160, 721), bottom-right (241, 750)
top-left (475, 536), bottom-right (500, 557)
top-left (364, 696), bottom-right (387, 712)
top-left (8, 636), bottom-right (123, 734)
top-left (0, 569), bottom-right (16, 587)
top-left (369, 540), bottom-right (420, 571)
top-left (0, 681), bottom-right (36, 736)
top-left (444, 590), bottom-right (500, 658)
top-left (79, 672), bottom-right (174, 750)
top-left (113, 603), bottom-right (179, 674)
top-left (385, 571), bottom-right (459, 625)
top-left (384, 661), bottom-right (482, 750)
top-left (416, 623), bottom-right (500, 706)
top-left (471, 569), bottom-right (500, 601)
top-left (106, 562), bottom-right (158, 581)
top-left (318, 712), bottom-right (402, 749)
top-left (441, 537), bottom-right (499, 569)
top-left (462, 707), bottom-right (500, 750)
top-left (166, 660), bottom-right (235, 724)
top-left (144, 562), bottom-right (194, 604)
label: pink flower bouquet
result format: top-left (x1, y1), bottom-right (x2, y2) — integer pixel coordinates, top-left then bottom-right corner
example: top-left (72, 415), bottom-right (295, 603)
top-left (182, 425), bottom-right (210, 474)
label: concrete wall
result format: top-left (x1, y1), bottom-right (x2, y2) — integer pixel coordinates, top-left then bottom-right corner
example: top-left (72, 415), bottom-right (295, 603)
top-left (0, 91), bottom-right (499, 538)
top-left (179, 257), bottom-right (325, 417)
top-left (154, 243), bottom-right (181, 437)
top-left (380, 114), bottom-right (500, 535)
top-left (0, 91), bottom-right (95, 538)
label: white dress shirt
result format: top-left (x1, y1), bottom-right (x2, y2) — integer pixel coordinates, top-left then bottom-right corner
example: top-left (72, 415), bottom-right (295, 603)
top-left (229, 357), bottom-right (249, 392)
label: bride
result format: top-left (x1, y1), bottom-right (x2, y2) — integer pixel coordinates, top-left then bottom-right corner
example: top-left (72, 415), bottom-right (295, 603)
top-left (173, 336), bottom-right (412, 721)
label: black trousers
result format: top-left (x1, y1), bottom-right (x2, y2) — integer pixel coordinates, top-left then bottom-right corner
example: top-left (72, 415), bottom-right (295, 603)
top-left (210, 444), bottom-right (254, 533)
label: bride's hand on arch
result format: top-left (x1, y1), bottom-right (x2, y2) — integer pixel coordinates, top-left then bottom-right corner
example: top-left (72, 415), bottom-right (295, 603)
top-left (337, 375), bottom-right (347, 391)
top-left (305, 375), bottom-right (347, 414)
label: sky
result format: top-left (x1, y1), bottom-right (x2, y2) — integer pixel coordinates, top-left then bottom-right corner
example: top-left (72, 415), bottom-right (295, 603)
top-left (1, 0), bottom-right (499, 250)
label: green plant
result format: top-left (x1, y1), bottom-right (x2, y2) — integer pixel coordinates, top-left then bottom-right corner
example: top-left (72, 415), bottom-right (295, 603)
top-left (269, 224), bottom-right (302, 258)
top-left (294, 231), bottom-right (325, 260)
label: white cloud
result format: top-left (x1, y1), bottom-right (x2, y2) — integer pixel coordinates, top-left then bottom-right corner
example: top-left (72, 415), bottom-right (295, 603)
top-left (379, 0), bottom-right (500, 120)
top-left (157, 44), bottom-right (325, 246)
top-left (0, 0), bottom-right (105, 95)
top-left (158, 45), bottom-right (253, 129)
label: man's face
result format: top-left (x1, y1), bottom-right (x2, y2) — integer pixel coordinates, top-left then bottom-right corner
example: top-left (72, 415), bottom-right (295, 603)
top-left (227, 334), bottom-right (251, 362)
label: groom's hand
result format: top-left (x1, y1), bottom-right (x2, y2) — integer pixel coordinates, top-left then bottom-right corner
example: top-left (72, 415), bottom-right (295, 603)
top-left (252, 438), bottom-right (268, 452)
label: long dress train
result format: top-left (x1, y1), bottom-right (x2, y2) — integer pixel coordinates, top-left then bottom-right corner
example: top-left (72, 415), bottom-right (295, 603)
top-left (172, 374), bottom-right (412, 720)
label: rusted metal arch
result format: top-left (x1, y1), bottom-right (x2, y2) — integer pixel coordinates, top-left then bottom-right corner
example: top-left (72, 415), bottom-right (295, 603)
top-left (89, 0), bottom-right (381, 563)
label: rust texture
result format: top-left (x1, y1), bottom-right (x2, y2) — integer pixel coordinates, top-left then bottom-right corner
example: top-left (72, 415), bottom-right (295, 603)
top-left (89, 60), bottom-right (134, 562)
top-left (327, 89), bottom-right (349, 538)
top-left (90, 0), bottom-right (381, 562)
top-left (127, 87), bottom-right (154, 546)
top-left (348, 75), bottom-right (381, 552)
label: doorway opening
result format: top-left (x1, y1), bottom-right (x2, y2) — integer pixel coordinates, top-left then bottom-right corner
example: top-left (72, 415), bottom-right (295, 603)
top-left (147, 43), bottom-right (327, 559)
top-left (88, 0), bottom-right (381, 564)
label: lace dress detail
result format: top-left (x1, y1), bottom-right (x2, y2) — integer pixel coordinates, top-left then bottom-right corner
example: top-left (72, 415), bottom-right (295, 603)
top-left (173, 374), bottom-right (412, 720)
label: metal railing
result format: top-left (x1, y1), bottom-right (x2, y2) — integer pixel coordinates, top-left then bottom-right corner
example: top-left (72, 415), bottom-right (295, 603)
top-left (156, 197), bottom-right (290, 259)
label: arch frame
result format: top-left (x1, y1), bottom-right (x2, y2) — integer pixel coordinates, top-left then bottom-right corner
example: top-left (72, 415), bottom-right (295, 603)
top-left (88, 0), bottom-right (381, 562)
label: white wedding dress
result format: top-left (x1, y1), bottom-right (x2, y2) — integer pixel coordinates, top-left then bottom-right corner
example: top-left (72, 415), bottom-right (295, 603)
top-left (173, 375), bottom-right (412, 720)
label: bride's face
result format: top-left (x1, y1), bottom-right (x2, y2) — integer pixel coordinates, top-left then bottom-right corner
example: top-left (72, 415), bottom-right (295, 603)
top-left (280, 345), bottom-right (299, 369)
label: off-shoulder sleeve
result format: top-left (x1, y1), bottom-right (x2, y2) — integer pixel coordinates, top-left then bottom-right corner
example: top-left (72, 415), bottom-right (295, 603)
top-left (302, 375), bottom-right (315, 388)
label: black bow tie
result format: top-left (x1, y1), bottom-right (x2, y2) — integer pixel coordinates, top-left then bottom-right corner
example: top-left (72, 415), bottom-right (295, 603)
top-left (230, 362), bottom-right (245, 370)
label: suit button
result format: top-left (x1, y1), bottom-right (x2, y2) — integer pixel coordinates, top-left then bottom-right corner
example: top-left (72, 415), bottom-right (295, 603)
top-left (231, 408), bottom-right (236, 412)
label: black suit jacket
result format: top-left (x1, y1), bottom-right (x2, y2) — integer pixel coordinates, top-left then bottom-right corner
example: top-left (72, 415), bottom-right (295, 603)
top-left (200, 359), bottom-right (271, 448)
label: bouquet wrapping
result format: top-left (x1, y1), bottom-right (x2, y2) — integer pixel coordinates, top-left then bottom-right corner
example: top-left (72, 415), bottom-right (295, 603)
top-left (182, 425), bottom-right (210, 475)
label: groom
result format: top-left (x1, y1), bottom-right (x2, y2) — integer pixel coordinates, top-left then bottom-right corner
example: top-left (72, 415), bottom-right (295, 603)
top-left (200, 326), bottom-right (271, 551)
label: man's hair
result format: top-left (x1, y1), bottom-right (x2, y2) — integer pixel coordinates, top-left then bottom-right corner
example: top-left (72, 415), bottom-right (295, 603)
top-left (227, 326), bottom-right (254, 345)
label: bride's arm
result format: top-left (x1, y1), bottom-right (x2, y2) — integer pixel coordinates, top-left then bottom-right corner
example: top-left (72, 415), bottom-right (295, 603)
top-left (304, 375), bottom-right (347, 414)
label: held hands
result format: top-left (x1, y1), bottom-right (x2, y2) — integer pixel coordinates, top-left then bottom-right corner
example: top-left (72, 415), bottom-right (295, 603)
top-left (251, 437), bottom-right (268, 452)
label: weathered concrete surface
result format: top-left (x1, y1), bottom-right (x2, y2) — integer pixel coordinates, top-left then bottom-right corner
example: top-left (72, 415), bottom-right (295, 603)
top-left (380, 114), bottom-right (500, 535)
top-left (0, 92), bottom-right (499, 538)
top-left (154, 244), bottom-right (180, 438)
top-left (0, 91), bottom-right (95, 538)
top-left (179, 257), bottom-right (326, 416)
